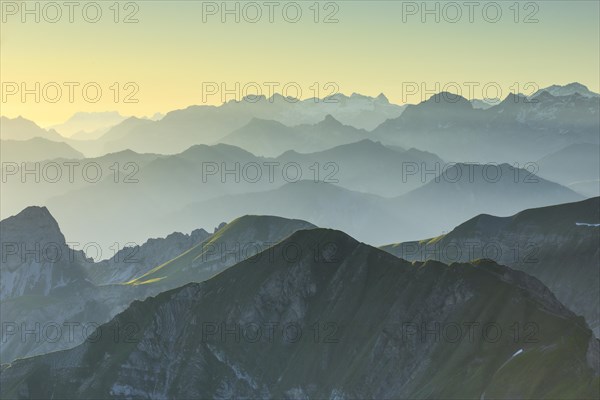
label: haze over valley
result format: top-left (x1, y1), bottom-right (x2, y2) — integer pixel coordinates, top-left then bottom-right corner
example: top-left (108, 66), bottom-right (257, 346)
top-left (1, 2), bottom-right (599, 398)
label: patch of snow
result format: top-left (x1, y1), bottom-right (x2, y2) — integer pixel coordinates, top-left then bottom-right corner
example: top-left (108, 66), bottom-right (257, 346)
top-left (576, 222), bottom-right (600, 227)
top-left (110, 383), bottom-right (152, 398)
top-left (511, 348), bottom-right (524, 358)
top-left (207, 344), bottom-right (259, 390)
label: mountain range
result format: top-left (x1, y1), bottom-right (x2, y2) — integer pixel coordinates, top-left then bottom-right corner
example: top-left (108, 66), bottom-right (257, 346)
top-left (373, 90), bottom-right (600, 163)
top-left (1, 82), bottom-right (598, 398)
top-left (49, 111), bottom-right (129, 139)
top-left (0, 207), bottom-right (315, 362)
top-left (1, 228), bottom-right (598, 398)
top-left (0, 116), bottom-right (63, 142)
top-left (0, 137), bottom-right (84, 162)
top-left (2, 84), bottom-right (597, 164)
top-left (535, 143), bottom-right (600, 197)
top-left (218, 115), bottom-right (369, 157)
top-left (2, 140), bottom-right (583, 253)
top-left (72, 93), bottom-right (404, 156)
top-left (381, 197), bottom-right (600, 336)
top-left (532, 82), bottom-right (600, 98)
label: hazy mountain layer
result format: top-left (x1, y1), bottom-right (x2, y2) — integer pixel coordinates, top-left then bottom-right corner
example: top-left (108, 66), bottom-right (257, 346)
top-left (50, 111), bottom-right (128, 138)
top-left (0, 138), bottom-right (84, 162)
top-left (536, 143), bottom-right (600, 197)
top-left (373, 91), bottom-right (600, 163)
top-left (3, 140), bottom-right (446, 250)
top-left (532, 82), bottom-right (600, 98)
top-left (381, 197), bottom-right (600, 336)
top-left (0, 116), bottom-right (63, 141)
top-left (42, 161), bottom-right (582, 251)
top-left (389, 163), bottom-right (583, 239)
top-left (275, 139), bottom-right (444, 197)
top-left (218, 115), bottom-right (369, 157)
top-left (167, 181), bottom-right (413, 245)
top-left (0, 148), bottom-right (162, 222)
top-left (87, 93), bottom-right (403, 156)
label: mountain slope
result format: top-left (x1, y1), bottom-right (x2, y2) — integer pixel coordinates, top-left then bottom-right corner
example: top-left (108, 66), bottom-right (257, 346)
top-left (0, 206), bottom-right (88, 300)
top-left (0, 207), bottom-right (129, 362)
top-left (50, 111), bottom-right (128, 138)
top-left (276, 139), bottom-right (444, 197)
top-left (20, 141), bottom-right (442, 250)
top-left (0, 116), bottom-right (64, 141)
top-left (4, 150), bottom-right (582, 251)
top-left (219, 115), bottom-right (369, 157)
top-left (381, 197), bottom-right (600, 336)
top-left (128, 215), bottom-right (317, 290)
top-left (391, 163), bottom-right (584, 238)
top-left (86, 228), bottom-right (211, 285)
top-left (96, 93), bottom-right (402, 155)
top-left (0, 209), bottom-right (315, 363)
top-left (536, 143), bottom-right (600, 197)
top-left (373, 91), bottom-right (600, 162)
top-left (0, 149), bottom-right (162, 221)
top-left (167, 181), bottom-right (411, 245)
top-left (533, 82), bottom-right (599, 98)
top-left (0, 137), bottom-right (84, 162)
top-left (1, 229), bottom-right (597, 399)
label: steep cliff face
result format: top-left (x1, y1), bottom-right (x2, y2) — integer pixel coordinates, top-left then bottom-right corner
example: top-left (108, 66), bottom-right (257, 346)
top-left (0, 206), bottom-right (89, 300)
top-left (0, 207), bottom-right (109, 362)
top-left (382, 197), bottom-right (600, 336)
top-left (2, 229), bottom-right (597, 399)
top-left (0, 209), bottom-right (315, 364)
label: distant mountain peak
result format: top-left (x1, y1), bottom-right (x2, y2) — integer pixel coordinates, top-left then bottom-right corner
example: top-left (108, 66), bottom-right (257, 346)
top-left (530, 90), bottom-right (555, 101)
top-left (244, 94), bottom-right (268, 103)
top-left (562, 82), bottom-right (589, 90)
top-left (228, 214), bottom-right (316, 228)
top-left (14, 205), bottom-right (54, 221)
top-left (499, 92), bottom-right (527, 105)
top-left (0, 206), bottom-right (67, 252)
top-left (345, 138), bottom-right (385, 149)
top-left (268, 93), bottom-right (298, 103)
top-left (534, 82), bottom-right (599, 98)
top-left (375, 93), bottom-right (389, 103)
top-left (246, 117), bottom-right (287, 129)
top-left (319, 114), bottom-right (343, 126)
top-left (67, 110), bottom-right (123, 120)
top-left (350, 92), bottom-right (369, 99)
top-left (423, 92), bottom-right (471, 107)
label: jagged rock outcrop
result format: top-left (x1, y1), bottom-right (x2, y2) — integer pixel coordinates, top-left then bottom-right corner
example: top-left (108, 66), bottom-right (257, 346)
top-left (87, 228), bottom-right (211, 285)
top-left (0, 209), bottom-right (315, 364)
top-left (2, 229), bottom-right (597, 399)
top-left (0, 206), bottom-right (89, 300)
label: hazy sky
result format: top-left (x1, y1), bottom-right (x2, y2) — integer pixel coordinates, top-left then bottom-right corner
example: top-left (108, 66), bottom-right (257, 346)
top-left (1, 0), bottom-right (599, 126)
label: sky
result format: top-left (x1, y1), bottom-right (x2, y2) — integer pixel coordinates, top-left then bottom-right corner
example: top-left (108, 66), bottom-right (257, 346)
top-left (1, 0), bottom-right (599, 126)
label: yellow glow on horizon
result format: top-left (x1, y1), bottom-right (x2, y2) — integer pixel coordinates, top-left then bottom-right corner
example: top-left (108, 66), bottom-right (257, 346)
top-left (1, 1), bottom-right (598, 127)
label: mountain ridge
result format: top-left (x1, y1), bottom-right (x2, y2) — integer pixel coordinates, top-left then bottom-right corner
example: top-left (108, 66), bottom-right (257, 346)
top-left (1, 228), bottom-right (597, 398)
